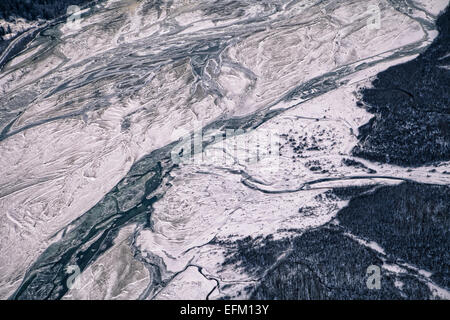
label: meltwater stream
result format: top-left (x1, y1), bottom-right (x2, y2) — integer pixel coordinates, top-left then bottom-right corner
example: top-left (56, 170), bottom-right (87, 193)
top-left (0, 0), bottom-right (448, 299)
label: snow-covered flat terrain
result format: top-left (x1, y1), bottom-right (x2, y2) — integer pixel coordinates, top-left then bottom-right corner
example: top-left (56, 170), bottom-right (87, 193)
top-left (0, 0), bottom-right (448, 300)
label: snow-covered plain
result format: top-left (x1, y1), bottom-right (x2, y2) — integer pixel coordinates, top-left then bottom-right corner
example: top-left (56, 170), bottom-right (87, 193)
top-left (0, 0), bottom-right (448, 299)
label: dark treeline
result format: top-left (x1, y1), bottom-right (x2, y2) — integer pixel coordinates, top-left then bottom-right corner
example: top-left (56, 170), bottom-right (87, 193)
top-left (220, 182), bottom-right (449, 299)
top-left (0, 0), bottom-right (98, 61)
top-left (0, 0), bottom-right (94, 21)
top-left (352, 6), bottom-right (450, 166)
top-left (0, 0), bottom-right (96, 43)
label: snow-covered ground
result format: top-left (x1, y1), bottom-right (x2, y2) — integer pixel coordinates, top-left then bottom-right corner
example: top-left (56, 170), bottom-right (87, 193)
top-left (0, 0), bottom-right (448, 299)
